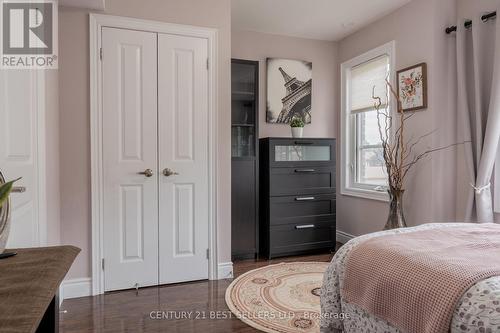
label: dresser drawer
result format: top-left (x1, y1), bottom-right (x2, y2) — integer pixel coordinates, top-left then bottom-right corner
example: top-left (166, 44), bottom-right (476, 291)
top-left (270, 167), bottom-right (335, 196)
top-left (269, 194), bottom-right (335, 226)
top-left (269, 221), bottom-right (335, 256)
top-left (269, 138), bottom-right (336, 168)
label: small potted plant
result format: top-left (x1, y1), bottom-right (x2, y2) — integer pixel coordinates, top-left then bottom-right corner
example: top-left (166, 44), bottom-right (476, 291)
top-left (290, 117), bottom-right (305, 138)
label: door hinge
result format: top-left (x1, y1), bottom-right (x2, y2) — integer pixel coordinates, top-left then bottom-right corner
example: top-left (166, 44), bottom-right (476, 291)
top-left (100, 48), bottom-right (103, 60)
top-left (206, 248), bottom-right (209, 259)
top-left (101, 258), bottom-right (105, 270)
top-left (206, 58), bottom-right (209, 70)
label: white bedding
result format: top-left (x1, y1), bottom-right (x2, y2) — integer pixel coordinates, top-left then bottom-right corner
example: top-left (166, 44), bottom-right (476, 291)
top-left (320, 223), bottom-right (500, 333)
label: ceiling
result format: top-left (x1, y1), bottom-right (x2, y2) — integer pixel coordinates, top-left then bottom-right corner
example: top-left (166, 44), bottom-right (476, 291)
top-left (231, 0), bottom-right (412, 41)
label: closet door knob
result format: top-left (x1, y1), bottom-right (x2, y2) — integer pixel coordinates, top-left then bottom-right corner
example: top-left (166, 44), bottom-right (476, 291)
top-left (138, 169), bottom-right (154, 177)
top-left (163, 168), bottom-right (179, 177)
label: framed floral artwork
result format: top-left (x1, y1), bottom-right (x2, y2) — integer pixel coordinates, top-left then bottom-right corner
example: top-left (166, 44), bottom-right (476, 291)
top-left (397, 63), bottom-right (427, 112)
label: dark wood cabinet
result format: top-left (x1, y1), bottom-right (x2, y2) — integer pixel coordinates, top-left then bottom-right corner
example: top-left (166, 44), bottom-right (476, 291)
top-left (231, 59), bottom-right (259, 260)
top-left (260, 138), bottom-right (336, 259)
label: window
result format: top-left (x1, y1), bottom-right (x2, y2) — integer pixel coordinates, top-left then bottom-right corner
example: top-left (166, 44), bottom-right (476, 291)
top-left (341, 41), bottom-right (395, 201)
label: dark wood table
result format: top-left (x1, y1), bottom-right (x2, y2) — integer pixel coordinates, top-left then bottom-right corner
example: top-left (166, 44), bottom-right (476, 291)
top-left (0, 246), bottom-right (80, 333)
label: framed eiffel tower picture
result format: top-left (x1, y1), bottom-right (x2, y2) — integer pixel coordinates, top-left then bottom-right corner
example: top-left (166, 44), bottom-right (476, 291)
top-left (266, 58), bottom-right (312, 124)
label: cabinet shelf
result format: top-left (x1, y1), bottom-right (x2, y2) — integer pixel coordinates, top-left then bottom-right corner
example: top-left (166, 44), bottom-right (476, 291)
top-left (232, 92), bottom-right (255, 102)
top-left (232, 124), bottom-right (255, 127)
top-left (232, 91), bottom-right (255, 96)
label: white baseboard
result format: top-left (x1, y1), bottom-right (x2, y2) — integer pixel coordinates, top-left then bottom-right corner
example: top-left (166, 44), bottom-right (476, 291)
top-left (60, 277), bottom-right (92, 301)
top-left (60, 264), bottom-right (233, 301)
top-left (218, 262), bottom-right (233, 279)
top-left (336, 230), bottom-right (355, 244)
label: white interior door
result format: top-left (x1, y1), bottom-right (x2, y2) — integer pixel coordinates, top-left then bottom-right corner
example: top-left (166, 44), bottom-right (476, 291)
top-left (157, 33), bottom-right (209, 284)
top-left (102, 27), bottom-right (159, 291)
top-left (0, 70), bottom-right (45, 248)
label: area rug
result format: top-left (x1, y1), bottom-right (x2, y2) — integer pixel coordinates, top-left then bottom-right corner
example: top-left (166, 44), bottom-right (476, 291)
top-left (225, 262), bottom-right (328, 333)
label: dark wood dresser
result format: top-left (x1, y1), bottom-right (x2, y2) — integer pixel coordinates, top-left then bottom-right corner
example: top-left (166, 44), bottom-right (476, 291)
top-left (259, 138), bottom-right (336, 259)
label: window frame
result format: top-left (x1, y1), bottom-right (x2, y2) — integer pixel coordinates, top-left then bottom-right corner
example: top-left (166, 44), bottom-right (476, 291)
top-left (340, 41), bottom-right (395, 202)
top-left (354, 111), bottom-right (385, 188)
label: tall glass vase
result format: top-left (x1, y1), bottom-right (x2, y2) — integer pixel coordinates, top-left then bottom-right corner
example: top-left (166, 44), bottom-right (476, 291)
top-left (384, 189), bottom-right (407, 230)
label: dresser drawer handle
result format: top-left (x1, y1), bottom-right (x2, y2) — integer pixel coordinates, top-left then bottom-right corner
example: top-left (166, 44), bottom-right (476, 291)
top-left (295, 224), bottom-right (315, 229)
top-left (295, 196), bottom-right (315, 201)
top-left (294, 141), bottom-right (314, 145)
top-left (294, 169), bottom-right (315, 173)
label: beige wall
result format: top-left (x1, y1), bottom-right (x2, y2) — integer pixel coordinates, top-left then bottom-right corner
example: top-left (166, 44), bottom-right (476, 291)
top-left (336, 0), bottom-right (459, 236)
top-left (231, 30), bottom-right (338, 139)
top-left (458, 0), bottom-right (499, 17)
top-left (59, 0), bottom-right (231, 279)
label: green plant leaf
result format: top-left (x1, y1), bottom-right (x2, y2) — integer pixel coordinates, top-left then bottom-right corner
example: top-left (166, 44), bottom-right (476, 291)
top-left (290, 117), bottom-right (305, 128)
top-left (0, 177), bottom-right (21, 208)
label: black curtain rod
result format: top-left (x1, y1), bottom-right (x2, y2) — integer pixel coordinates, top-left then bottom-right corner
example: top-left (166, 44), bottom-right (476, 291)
top-left (446, 11), bottom-right (497, 34)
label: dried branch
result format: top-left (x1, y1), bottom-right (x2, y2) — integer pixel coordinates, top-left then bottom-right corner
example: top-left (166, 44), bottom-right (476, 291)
top-left (404, 130), bottom-right (437, 159)
top-left (401, 141), bottom-right (469, 179)
top-left (372, 80), bottom-right (465, 192)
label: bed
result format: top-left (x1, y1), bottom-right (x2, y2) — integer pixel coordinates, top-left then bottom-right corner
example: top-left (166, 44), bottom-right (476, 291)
top-left (320, 223), bottom-right (500, 333)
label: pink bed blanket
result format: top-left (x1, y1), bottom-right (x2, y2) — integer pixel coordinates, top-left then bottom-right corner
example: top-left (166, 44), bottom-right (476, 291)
top-left (341, 224), bottom-right (500, 333)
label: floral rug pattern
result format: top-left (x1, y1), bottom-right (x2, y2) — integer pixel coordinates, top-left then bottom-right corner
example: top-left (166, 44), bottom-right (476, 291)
top-left (225, 262), bottom-right (328, 333)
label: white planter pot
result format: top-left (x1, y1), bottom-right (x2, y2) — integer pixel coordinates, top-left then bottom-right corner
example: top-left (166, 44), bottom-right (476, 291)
top-left (291, 127), bottom-right (304, 138)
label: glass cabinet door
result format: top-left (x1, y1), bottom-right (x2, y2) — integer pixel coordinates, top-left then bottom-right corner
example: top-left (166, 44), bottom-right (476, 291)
top-left (231, 59), bottom-right (259, 260)
top-left (232, 60), bottom-right (258, 159)
top-left (231, 126), bottom-right (255, 158)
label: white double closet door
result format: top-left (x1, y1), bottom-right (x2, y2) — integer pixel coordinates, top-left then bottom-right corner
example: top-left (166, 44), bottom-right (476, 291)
top-left (102, 27), bottom-right (209, 292)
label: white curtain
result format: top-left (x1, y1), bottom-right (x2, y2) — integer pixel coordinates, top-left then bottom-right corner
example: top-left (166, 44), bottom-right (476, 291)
top-left (457, 13), bottom-right (500, 223)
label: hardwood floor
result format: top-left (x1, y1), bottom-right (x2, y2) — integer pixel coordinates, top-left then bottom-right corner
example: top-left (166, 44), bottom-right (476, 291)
top-left (60, 251), bottom-right (336, 333)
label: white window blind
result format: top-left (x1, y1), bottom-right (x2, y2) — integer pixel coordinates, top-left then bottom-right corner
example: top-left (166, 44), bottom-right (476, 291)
top-left (350, 55), bottom-right (389, 114)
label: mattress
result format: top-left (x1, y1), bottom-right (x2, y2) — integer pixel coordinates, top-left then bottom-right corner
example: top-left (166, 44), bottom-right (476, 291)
top-left (320, 223), bottom-right (500, 333)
